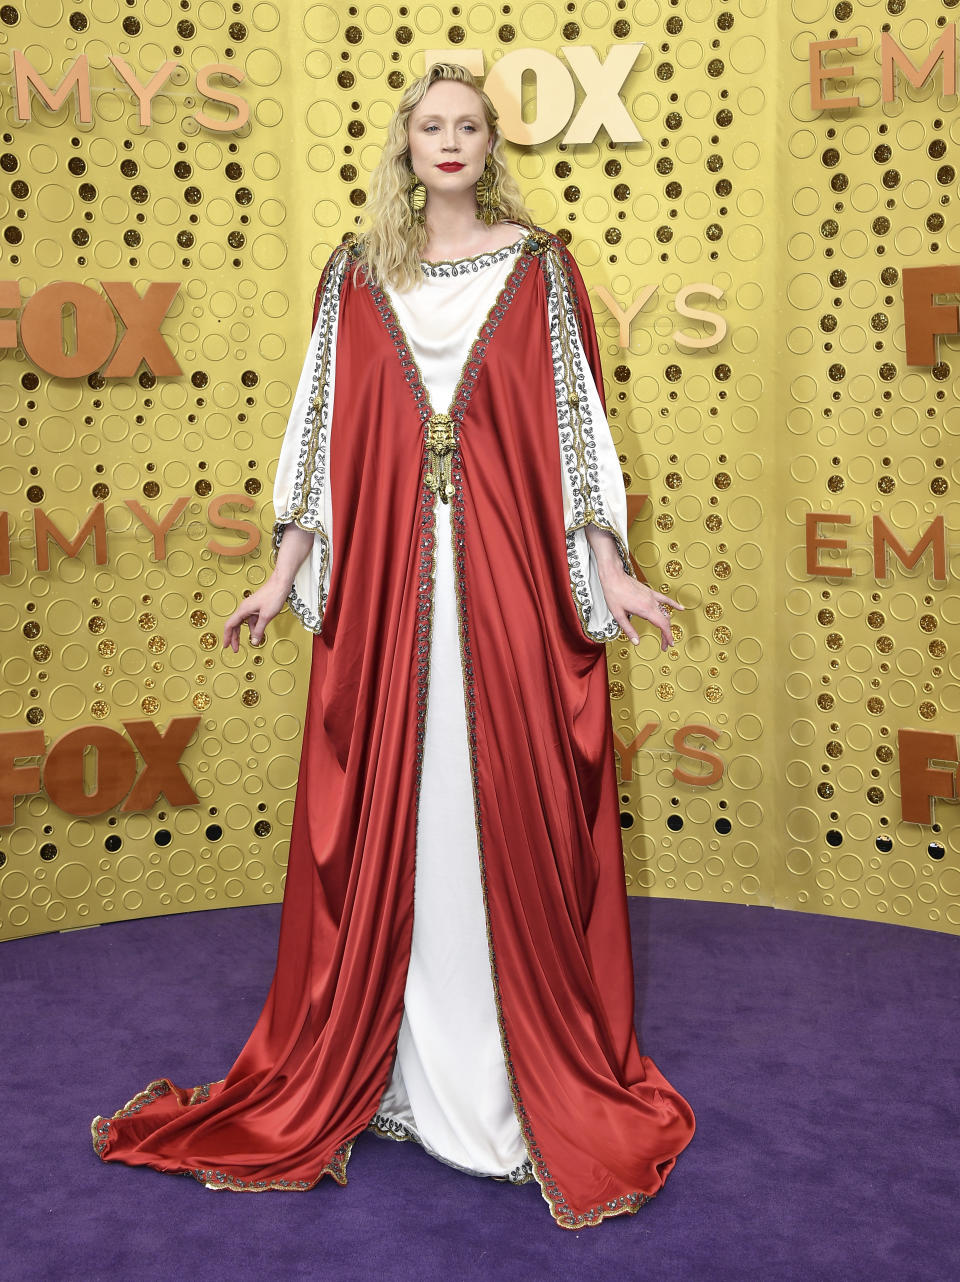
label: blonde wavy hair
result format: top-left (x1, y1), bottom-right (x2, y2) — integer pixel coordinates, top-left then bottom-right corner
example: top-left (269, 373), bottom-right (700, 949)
top-left (350, 62), bottom-right (534, 292)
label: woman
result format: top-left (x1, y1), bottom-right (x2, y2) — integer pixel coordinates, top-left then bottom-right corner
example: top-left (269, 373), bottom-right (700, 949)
top-left (91, 62), bottom-right (695, 1230)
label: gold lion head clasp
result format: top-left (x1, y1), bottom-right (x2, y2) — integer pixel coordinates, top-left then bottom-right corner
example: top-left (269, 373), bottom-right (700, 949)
top-left (425, 413), bottom-right (456, 457)
top-left (424, 412), bottom-right (458, 503)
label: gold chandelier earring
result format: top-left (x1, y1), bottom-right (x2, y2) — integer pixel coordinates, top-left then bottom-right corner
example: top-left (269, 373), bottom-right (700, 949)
top-left (406, 165), bottom-right (427, 226)
top-left (475, 154), bottom-right (501, 226)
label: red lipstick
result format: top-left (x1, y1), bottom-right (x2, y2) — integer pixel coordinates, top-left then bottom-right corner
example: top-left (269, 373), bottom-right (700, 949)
top-left (436, 162), bottom-right (465, 172)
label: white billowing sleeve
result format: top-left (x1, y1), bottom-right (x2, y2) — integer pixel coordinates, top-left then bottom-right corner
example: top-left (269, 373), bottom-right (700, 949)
top-left (542, 247), bottom-right (636, 643)
top-left (271, 245), bottom-right (350, 634)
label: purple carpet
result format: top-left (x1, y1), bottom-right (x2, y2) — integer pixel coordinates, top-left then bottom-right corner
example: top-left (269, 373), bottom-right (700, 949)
top-left (1, 897), bottom-right (955, 1281)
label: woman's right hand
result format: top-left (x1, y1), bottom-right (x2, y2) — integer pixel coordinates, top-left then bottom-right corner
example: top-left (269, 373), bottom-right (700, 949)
top-left (222, 577), bottom-right (292, 652)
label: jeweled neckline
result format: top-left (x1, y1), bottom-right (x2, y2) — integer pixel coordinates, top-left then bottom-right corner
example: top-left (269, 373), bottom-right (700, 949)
top-left (419, 230), bottom-right (528, 275)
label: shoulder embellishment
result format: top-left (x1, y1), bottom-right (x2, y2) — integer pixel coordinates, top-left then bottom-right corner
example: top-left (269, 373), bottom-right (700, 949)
top-left (521, 227), bottom-right (554, 257)
top-left (341, 232), bottom-right (363, 260)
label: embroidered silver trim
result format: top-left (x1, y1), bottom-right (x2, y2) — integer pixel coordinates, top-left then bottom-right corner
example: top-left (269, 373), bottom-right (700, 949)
top-left (543, 246), bottom-right (633, 643)
top-left (271, 244), bottom-right (351, 634)
top-left (419, 236), bottom-right (525, 280)
top-left (367, 1111), bottom-right (535, 1185)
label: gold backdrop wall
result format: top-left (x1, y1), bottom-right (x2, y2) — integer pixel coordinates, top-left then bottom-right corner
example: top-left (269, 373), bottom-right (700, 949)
top-left (1, 0), bottom-right (958, 943)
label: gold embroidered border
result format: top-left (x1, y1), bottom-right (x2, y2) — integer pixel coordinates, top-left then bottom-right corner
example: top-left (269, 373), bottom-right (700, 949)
top-left (446, 414), bottom-right (663, 1230)
top-left (90, 1076), bottom-right (357, 1192)
top-left (90, 1066), bottom-right (653, 1218)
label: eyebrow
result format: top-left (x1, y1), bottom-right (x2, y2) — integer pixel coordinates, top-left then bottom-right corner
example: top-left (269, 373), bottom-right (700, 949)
top-left (415, 113), bottom-right (483, 123)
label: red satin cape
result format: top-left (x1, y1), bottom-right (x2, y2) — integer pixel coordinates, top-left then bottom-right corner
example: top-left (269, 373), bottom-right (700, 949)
top-left (92, 234), bottom-right (695, 1229)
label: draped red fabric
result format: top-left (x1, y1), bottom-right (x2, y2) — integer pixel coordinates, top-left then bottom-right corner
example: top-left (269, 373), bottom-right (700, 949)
top-left (91, 232), bottom-right (695, 1229)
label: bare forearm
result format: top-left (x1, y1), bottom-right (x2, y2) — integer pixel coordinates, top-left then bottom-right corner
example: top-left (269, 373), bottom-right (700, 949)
top-left (585, 523), bottom-right (624, 580)
top-left (272, 522), bottom-right (315, 589)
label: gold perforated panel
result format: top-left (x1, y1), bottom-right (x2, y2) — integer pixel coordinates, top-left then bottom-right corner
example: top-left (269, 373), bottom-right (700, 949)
top-left (774, 0), bottom-right (960, 931)
top-left (0, 1), bottom-right (957, 941)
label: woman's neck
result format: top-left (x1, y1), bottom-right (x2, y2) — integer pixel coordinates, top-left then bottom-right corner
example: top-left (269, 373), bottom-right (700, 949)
top-left (421, 198), bottom-right (515, 261)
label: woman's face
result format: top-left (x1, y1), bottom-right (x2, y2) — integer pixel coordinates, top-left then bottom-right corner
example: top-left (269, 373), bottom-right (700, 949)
top-left (406, 79), bottom-right (493, 201)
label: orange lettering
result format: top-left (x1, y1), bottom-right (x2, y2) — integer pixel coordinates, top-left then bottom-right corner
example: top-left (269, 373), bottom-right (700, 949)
top-left (194, 64), bottom-right (250, 131)
top-left (881, 26), bottom-right (956, 103)
top-left (672, 724), bottom-right (724, 786)
top-left (107, 56), bottom-right (178, 127)
top-left (612, 723), bottom-right (659, 781)
top-left (898, 729), bottom-right (957, 825)
top-left (809, 38), bottom-right (860, 111)
top-left (805, 512), bottom-right (852, 578)
top-left (14, 50), bottom-right (92, 123)
top-left (125, 497), bottom-right (190, 560)
top-left (873, 515), bottom-right (946, 581)
top-left (34, 503), bottom-right (107, 572)
top-left (19, 282), bottom-right (116, 378)
top-left (101, 281), bottom-right (181, 377)
top-left (207, 493), bottom-right (261, 557)
top-left (0, 730), bottom-right (45, 825)
top-left (122, 717), bottom-right (201, 811)
top-left (902, 265), bottom-right (960, 366)
top-left (44, 726), bottom-right (138, 819)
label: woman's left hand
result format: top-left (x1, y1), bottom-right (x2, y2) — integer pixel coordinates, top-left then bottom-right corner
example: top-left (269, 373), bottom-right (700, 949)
top-left (598, 567), bottom-right (683, 651)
